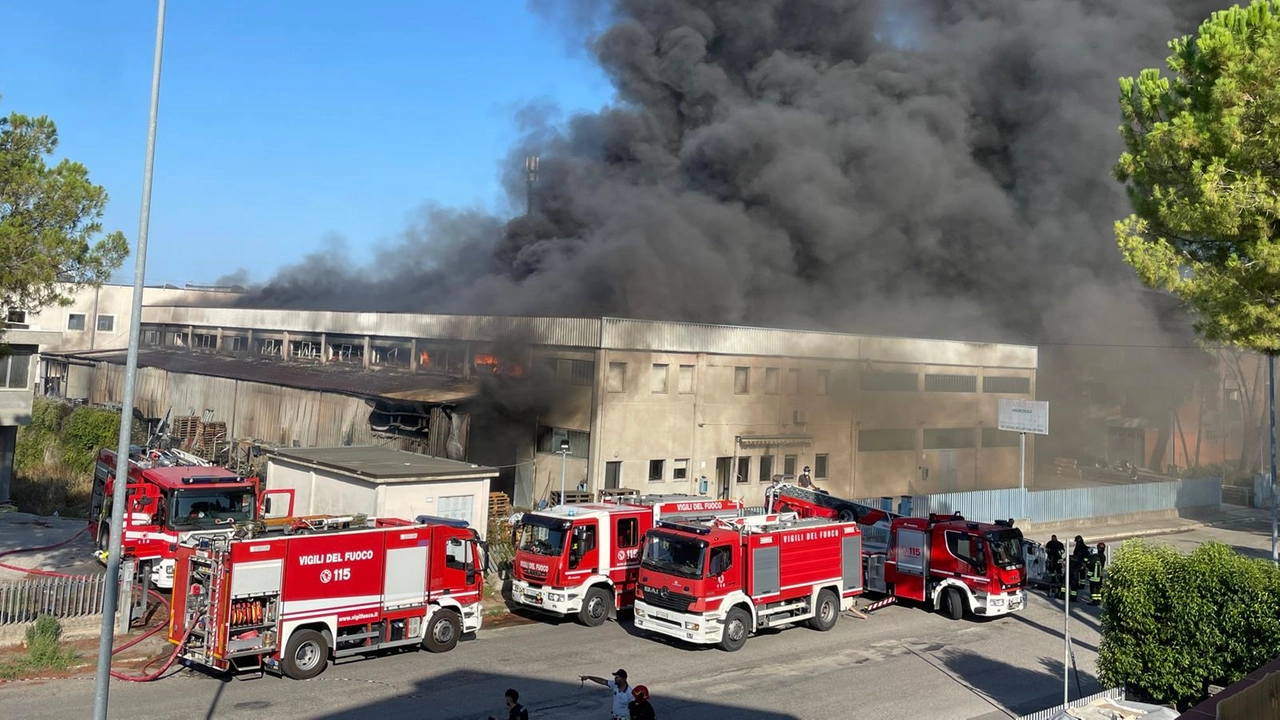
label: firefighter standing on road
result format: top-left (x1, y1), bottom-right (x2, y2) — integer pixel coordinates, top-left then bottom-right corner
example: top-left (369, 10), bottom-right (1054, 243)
top-left (629, 685), bottom-right (657, 720)
top-left (1063, 535), bottom-right (1089, 599)
top-left (580, 668), bottom-right (634, 720)
top-left (488, 688), bottom-right (529, 720)
top-left (1089, 542), bottom-right (1107, 606)
top-left (1044, 535), bottom-right (1065, 596)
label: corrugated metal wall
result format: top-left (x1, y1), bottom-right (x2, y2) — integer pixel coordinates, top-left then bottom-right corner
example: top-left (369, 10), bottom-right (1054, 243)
top-left (884, 478), bottom-right (1222, 524)
top-left (87, 361), bottom-right (375, 448)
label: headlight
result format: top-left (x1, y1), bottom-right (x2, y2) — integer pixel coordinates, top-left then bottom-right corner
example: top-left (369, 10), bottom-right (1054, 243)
top-left (635, 608), bottom-right (646, 617)
top-left (547, 593), bottom-right (564, 602)
top-left (685, 622), bottom-right (700, 631)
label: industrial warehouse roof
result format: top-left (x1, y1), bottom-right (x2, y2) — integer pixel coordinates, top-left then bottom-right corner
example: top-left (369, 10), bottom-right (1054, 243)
top-left (268, 445), bottom-right (498, 482)
top-left (140, 307), bottom-right (1038, 368)
top-left (42, 348), bottom-right (478, 404)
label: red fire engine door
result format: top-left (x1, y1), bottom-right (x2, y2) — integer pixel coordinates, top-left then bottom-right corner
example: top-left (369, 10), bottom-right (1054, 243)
top-left (890, 527), bottom-right (927, 602)
top-left (567, 521), bottom-right (599, 578)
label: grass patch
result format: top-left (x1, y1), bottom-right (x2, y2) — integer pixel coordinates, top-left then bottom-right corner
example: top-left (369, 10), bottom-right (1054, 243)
top-left (9, 464), bottom-right (92, 518)
top-left (0, 616), bottom-right (80, 679)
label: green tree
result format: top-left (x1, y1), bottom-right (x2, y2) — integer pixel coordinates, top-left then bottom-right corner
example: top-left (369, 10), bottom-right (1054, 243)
top-left (1114, 0), bottom-right (1280, 352)
top-left (0, 100), bottom-right (129, 327)
top-left (1098, 540), bottom-right (1280, 709)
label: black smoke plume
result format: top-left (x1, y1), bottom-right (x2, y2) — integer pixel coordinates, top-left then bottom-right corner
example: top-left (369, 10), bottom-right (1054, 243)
top-left (235, 1), bottom-right (1239, 470)
top-left (240, 0), bottom-right (1226, 343)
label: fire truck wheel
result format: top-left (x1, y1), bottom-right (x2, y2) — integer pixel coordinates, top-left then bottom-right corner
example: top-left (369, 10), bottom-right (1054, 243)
top-left (282, 629), bottom-right (330, 680)
top-left (578, 587), bottom-right (610, 627)
top-left (942, 587), bottom-right (965, 621)
top-left (96, 524), bottom-right (109, 555)
top-left (808, 590), bottom-right (839, 632)
top-left (719, 607), bottom-right (750, 652)
top-left (424, 610), bottom-right (461, 653)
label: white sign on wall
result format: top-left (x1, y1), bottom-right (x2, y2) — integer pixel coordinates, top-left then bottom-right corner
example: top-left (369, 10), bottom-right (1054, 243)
top-left (998, 399), bottom-right (1049, 435)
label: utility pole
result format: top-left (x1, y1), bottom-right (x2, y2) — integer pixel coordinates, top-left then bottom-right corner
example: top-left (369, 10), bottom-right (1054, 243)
top-left (1063, 552), bottom-right (1071, 709)
top-left (1270, 353), bottom-right (1277, 565)
top-left (93, 1), bottom-right (166, 717)
top-left (525, 155), bottom-right (539, 216)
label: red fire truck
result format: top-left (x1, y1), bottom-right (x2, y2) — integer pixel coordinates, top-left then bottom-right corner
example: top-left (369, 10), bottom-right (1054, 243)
top-left (509, 495), bottom-right (743, 626)
top-left (89, 447), bottom-right (295, 590)
top-left (765, 483), bottom-right (1027, 619)
top-left (167, 515), bottom-right (485, 679)
top-left (632, 513), bottom-right (864, 651)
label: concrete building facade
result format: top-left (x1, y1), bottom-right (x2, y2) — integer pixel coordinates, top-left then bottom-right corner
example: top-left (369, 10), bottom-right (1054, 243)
top-left (67, 306), bottom-right (1038, 508)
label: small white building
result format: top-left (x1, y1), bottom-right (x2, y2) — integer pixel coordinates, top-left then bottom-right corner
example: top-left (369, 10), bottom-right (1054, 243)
top-left (264, 446), bottom-right (498, 538)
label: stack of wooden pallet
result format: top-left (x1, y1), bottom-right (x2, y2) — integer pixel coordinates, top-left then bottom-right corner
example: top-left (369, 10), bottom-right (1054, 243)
top-left (171, 416), bottom-right (200, 445)
top-left (488, 492), bottom-right (512, 520)
top-left (195, 420), bottom-right (227, 458)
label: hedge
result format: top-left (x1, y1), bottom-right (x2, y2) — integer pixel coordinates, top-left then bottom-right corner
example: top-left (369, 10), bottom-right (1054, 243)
top-left (1097, 539), bottom-right (1280, 708)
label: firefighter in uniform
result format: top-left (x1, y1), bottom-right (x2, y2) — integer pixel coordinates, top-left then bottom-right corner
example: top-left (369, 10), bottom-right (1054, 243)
top-left (1062, 536), bottom-right (1089, 599)
top-left (1044, 535), bottom-right (1065, 597)
top-left (1088, 542), bottom-right (1107, 606)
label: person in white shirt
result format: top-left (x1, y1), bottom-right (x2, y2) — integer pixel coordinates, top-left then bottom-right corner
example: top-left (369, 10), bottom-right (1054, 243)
top-left (580, 668), bottom-right (634, 720)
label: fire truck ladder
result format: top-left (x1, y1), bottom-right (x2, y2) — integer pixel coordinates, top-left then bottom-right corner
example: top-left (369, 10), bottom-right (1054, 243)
top-left (769, 484), bottom-right (902, 526)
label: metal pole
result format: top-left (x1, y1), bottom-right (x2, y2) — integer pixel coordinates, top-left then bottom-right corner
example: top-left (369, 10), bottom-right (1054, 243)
top-left (1269, 353), bottom-right (1277, 565)
top-left (1063, 552), bottom-right (1070, 709)
top-left (560, 449), bottom-right (567, 506)
top-left (1019, 432), bottom-right (1027, 521)
top-left (93, 1), bottom-right (166, 717)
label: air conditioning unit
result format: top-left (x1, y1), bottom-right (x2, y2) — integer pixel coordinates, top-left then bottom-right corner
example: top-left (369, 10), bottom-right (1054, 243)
top-left (793, 410), bottom-right (808, 425)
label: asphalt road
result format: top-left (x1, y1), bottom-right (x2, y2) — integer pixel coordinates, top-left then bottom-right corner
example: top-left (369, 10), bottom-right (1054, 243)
top-left (0, 516), bottom-right (1270, 720)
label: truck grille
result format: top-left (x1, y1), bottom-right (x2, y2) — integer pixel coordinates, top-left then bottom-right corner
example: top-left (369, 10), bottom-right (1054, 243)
top-left (640, 586), bottom-right (694, 613)
top-left (520, 568), bottom-right (547, 583)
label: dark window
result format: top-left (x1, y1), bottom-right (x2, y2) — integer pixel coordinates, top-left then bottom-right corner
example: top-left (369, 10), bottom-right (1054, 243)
top-left (982, 376), bottom-right (1031, 394)
top-left (783, 455), bottom-right (797, 476)
top-left (736, 456), bottom-right (751, 484)
top-left (5, 309), bottom-right (27, 327)
top-left (673, 459), bottom-right (689, 480)
top-left (648, 459), bottom-right (665, 482)
top-left (96, 315), bottom-right (115, 332)
top-left (617, 518), bottom-right (639, 548)
top-left (814, 454), bottom-right (828, 479)
top-left (858, 429), bottom-right (916, 452)
top-left (569, 359), bottom-right (594, 386)
top-left (67, 313), bottom-right (86, 331)
top-left (608, 362), bottom-right (626, 392)
top-left (708, 546), bottom-right (733, 576)
top-left (536, 427), bottom-right (590, 458)
top-left (924, 374), bottom-right (977, 392)
top-left (924, 428), bottom-right (976, 449)
top-left (758, 455), bottom-right (774, 482)
top-left (2, 349), bottom-right (33, 389)
top-left (860, 372), bottom-right (918, 392)
top-left (734, 367), bottom-right (750, 394)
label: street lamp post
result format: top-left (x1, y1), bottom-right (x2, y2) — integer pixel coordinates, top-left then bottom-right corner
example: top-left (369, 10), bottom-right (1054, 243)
top-left (93, 2), bottom-right (167, 718)
top-left (559, 439), bottom-right (571, 506)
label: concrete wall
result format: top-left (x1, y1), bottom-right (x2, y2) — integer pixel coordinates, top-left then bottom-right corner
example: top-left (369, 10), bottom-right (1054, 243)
top-left (587, 349), bottom-right (1034, 506)
top-left (21, 284), bottom-right (239, 353)
top-left (265, 458), bottom-right (491, 538)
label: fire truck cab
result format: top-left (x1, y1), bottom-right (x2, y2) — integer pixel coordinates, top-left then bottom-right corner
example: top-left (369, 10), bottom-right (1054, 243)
top-left (509, 495), bottom-right (742, 626)
top-left (633, 513), bottom-right (864, 651)
top-left (90, 447), bottom-right (293, 590)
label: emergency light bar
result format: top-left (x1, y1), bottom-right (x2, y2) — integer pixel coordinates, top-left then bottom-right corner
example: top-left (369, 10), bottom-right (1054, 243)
top-left (656, 520), bottom-right (712, 535)
top-left (414, 514), bottom-right (471, 529)
top-left (181, 475), bottom-right (242, 485)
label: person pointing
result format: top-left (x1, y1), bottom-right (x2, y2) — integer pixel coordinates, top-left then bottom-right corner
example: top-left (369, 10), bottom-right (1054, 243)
top-left (580, 668), bottom-right (633, 720)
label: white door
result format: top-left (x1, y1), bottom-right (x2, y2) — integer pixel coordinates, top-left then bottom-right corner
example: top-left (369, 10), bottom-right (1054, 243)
top-left (437, 495), bottom-right (474, 525)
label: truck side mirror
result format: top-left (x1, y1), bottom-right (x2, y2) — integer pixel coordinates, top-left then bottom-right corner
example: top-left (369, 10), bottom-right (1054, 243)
top-left (262, 498), bottom-right (272, 514)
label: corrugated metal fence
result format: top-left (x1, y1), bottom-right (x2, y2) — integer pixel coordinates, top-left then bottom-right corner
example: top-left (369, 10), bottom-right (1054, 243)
top-left (0, 574), bottom-right (107, 627)
top-left (854, 477), bottom-right (1221, 525)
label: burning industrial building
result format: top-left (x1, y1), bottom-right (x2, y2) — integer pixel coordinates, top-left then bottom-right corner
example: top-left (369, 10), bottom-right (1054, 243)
top-left (23, 2), bottom-right (1262, 513)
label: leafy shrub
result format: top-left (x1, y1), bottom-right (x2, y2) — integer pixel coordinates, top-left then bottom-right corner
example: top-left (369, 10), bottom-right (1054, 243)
top-left (61, 406), bottom-right (121, 474)
top-left (0, 615), bottom-right (80, 679)
top-left (1098, 540), bottom-right (1280, 709)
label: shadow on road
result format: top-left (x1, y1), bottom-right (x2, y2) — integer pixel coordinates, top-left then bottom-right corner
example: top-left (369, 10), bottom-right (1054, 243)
top-left (1008, 612), bottom-right (1099, 654)
top-left (299, 670), bottom-right (803, 720)
top-left (939, 647), bottom-right (1102, 717)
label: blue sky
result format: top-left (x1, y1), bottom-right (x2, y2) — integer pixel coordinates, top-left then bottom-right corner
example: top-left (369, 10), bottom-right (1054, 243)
top-left (0, 1), bottom-right (611, 286)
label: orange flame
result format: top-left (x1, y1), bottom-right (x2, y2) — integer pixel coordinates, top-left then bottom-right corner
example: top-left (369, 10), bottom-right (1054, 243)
top-left (475, 354), bottom-right (523, 376)
top-left (419, 351), bottom-right (433, 369)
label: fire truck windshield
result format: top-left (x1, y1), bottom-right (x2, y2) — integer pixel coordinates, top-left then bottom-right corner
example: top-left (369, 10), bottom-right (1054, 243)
top-left (168, 489), bottom-right (255, 529)
top-left (986, 531), bottom-right (1025, 569)
top-left (641, 532), bottom-right (707, 579)
top-left (516, 516), bottom-right (571, 557)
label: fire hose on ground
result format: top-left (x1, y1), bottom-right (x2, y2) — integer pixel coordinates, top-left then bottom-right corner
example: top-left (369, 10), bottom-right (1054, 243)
top-left (0, 527), bottom-right (187, 681)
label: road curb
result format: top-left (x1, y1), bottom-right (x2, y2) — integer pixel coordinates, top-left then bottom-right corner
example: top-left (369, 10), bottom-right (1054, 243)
top-left (1091, 513), bottom-right (1260, 544)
